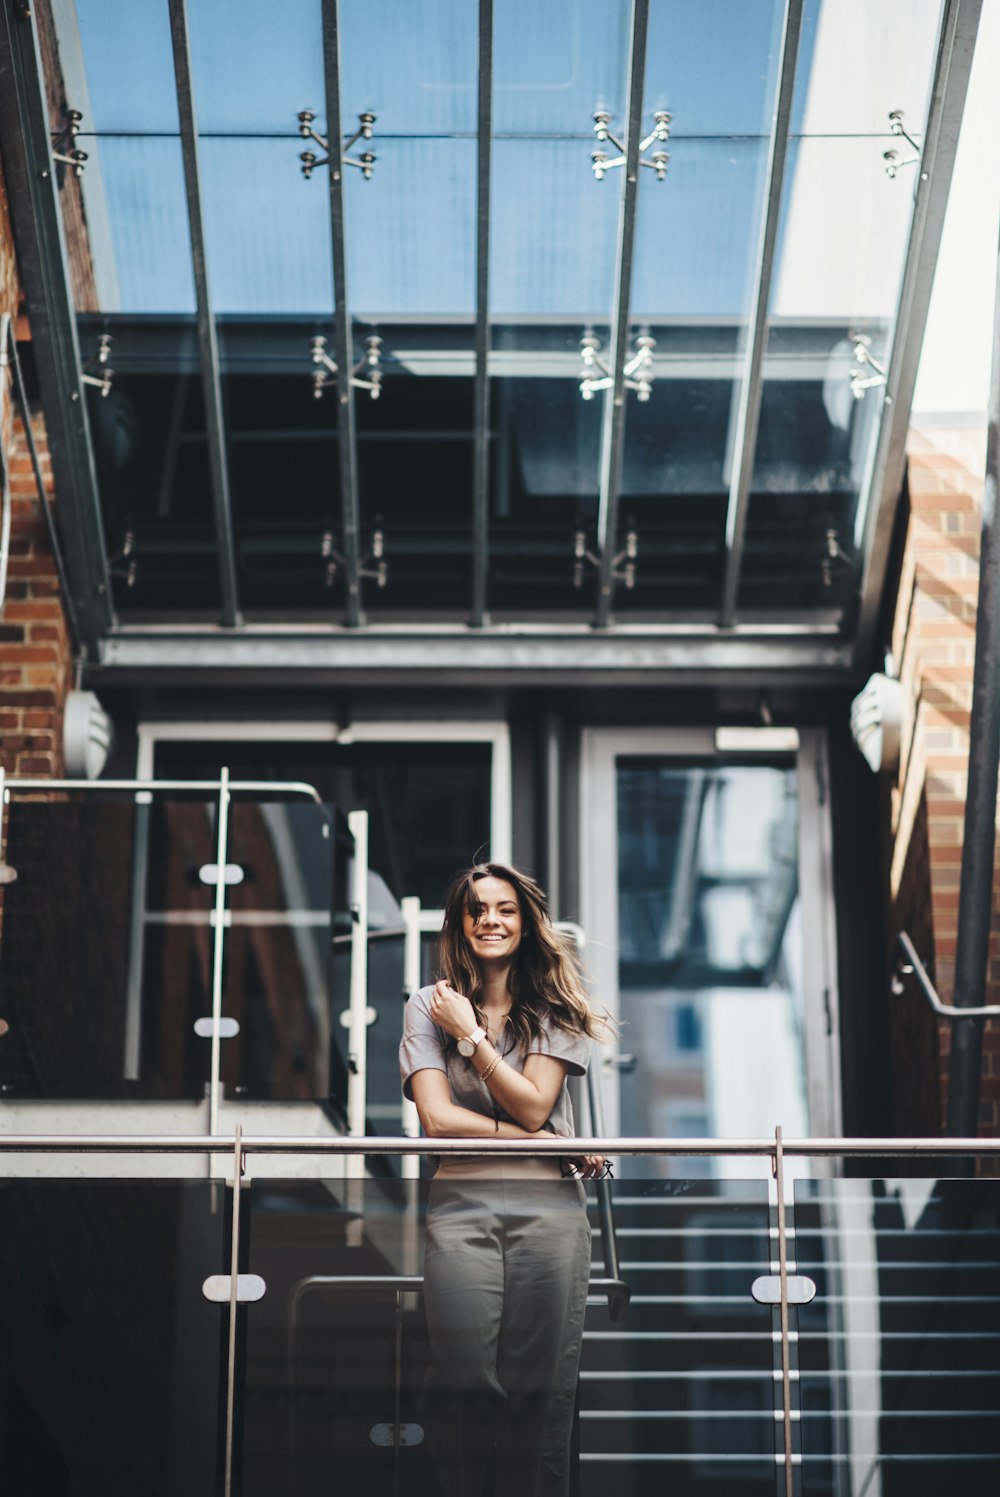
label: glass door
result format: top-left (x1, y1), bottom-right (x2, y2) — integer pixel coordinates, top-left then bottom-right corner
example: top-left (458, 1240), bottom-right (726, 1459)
top-left (580, 728), bottom-right (840, 1177)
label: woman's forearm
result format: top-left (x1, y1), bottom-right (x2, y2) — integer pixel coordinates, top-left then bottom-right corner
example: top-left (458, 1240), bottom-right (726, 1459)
top-left (468, 1041), bottom-right (557, 1132)
top-left (421, 1099), bottom-right (539, 1139)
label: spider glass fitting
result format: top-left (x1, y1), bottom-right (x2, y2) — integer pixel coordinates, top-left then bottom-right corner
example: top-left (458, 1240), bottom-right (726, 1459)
top-left (297, 109), bottom-right (376, 180)
top-left (579, 333), bottom-right (655, 403)
top-left (573, 528), bottom-right (638, 590)
top-left (883, 109), bottom-right (922, 179)
top-left (849, 334), bottom-right (887, 399)
top-left (821, 527), bottom-right (851, 590)
top-left (108, 529), bottom-right (137, 589)
top-left (81, 334), bottom-right (114, 398)
top-left (591, 110), bottom-right (670, 181)
top-left (51, 107), bottom-right (87, 177)
top-left (321, 528), bottom-right (387, 589)
top-left (310, 335), bottom-right (383, 401)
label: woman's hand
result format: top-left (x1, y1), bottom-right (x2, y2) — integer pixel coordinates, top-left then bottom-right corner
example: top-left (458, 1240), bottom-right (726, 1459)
top-left (429, 980), bottom-right (478, 1041)
top-left (564, 1154), bottom-right (608, 1180)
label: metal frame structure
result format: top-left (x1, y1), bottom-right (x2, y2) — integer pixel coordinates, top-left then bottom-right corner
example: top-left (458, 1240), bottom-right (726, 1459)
top-left (850, 0), bottom-right (983, 665)
top-left (470, 0), bottom-right (493, 627)
top-left (320, 0), bottom-right (363, 627)
top-left (0, 0), bottom-right (983, 667)
top-left (593, 0), bottom-right (649, 629)
top-left (167, 0), bottom-right (241, 628)
top-left (718, 0), bottom-right (804, 628)
top-left (0, 0), bottom-right (113, 657)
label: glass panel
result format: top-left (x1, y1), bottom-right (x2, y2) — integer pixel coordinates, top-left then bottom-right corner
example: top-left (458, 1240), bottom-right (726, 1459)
top-left (742, 0), bottom-right (944, 614)
top-left (615, 759), bottom-right (808, 1176)
top-left (88, 368), bottom-right (220, 616)
top-left (188, 0), bottom-right (326, 135)
top-left (619, 0), bottom-right (783, 616)
top-left (200, 141), bottom-right (334, 317)
top-left (76, 137), bottom-right (196, 316)
top-left (795, 1174), bottom-right (1000, 1494)
top-left (243, 1172), bottom-right (775, 1495)
top-left (0, 1179), bottom-right (226, 1492)
top-left (221, 799), bottom-right (345, 1104)
top-left (72, 0), bottom-right (181, 134)
top-left (487, 2), bottom-right (627, 614)
top-left (0, 796), bottom-right (219, 1100)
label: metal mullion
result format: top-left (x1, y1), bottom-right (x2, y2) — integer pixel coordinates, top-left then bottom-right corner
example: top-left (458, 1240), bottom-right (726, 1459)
top-left (321, 0), bottom-right (363, 627)
top-left (718, 0), bottom-right (804, 628)
top-left (0, 0), bottom-right (114, 655)
top-left (849, 0), bottom-right (982, 662)
top-left (470, 0), bottom-right (494, 627)
top-left (592, 0), bottom-right (650, 629)
top-left (167, 0), bottom-right (241, 628)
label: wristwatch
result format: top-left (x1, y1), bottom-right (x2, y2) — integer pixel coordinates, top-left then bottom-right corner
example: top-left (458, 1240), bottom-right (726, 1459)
top-left (457, 1025), bottom-right (487, 1058)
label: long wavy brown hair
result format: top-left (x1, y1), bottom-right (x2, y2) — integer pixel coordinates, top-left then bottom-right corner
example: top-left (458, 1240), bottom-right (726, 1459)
top-left (437, 862), bottom-right (611, 1053)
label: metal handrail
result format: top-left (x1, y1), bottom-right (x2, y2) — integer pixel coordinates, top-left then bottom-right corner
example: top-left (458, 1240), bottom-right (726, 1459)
top-left (3, 775), bottom-right (330, 808)
top-left (893, 930), bottom-right (1000, 1019)
top-left (1, 1131), bottom-right (999, 1157)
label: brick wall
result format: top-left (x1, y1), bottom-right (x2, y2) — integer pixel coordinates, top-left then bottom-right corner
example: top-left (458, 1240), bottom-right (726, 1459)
top-left (1, 155), bottom-right (74, 780)
top-left (887, 423), bottom-right (1000, 1136)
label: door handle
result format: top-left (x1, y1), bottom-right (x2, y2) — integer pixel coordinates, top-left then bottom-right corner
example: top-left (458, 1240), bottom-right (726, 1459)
top-left (604, 1053), bottom-right (637, 1073)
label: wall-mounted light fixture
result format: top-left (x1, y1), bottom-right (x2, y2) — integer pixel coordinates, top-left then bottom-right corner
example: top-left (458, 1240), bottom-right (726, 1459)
top-left (850, 670), bottom-right (904, 774)
top-left (591, 110), bottom-right (670, 181)
top-left (63, 689), bottom-right (114, 779)
top-left (297, 109), bottom-right (377, 180)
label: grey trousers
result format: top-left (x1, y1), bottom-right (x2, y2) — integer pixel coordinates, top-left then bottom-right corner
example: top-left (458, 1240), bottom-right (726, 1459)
top-left (421, 1165), bottom-right (592, 1497)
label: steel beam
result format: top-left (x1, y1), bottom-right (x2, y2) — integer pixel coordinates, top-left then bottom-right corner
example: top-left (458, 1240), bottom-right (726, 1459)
top-left (470, 0), bottom-right (494, 627)
top-left (0, 0), bottom-right (114, 656)
top-left (167, 0), bottom-right (241, 628)
top-left (946, 206), bottom-right (1000, 1139)
top-left (98, 622), bottom-right (852, 681)
top-left (718, 0), bottom-right (804, 627)
top-left (592, 0), bottom-right (649, 628)
top-left (320, 0), bottom-right (363, 627)
top-left (850, 0), bottom-right (983, 665)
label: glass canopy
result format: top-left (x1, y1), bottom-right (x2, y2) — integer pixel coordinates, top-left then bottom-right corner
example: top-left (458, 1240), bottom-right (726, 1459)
top-left (49, 0), bottom-right (945, 626)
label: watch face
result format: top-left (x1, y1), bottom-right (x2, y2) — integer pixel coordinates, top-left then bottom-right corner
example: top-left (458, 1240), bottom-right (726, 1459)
top-left (457, 1038), bottom-right (474, 1057)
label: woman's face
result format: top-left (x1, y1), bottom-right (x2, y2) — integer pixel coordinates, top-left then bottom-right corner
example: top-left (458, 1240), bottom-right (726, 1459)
top-left (462, 875), bottom-right (524, 966)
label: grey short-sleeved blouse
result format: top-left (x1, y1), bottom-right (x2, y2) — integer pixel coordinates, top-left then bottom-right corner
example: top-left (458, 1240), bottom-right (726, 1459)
top-left (399, 984), bottom-right (591, 1139)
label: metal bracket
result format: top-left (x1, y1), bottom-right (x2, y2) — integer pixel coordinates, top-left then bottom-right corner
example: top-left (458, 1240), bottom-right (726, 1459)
top-left (108, 529), bottom-right (137, 589)
top-left (579, 332), bottom-right (655, 403)
top-left (752, 1274), bottom-right (817, 1306)
top-left (198, 862), bottom-right (245, 886)
top-left (850, 333), bottom-right (888, 399)
top-left (202, 1273), bottom-right (266, 1304)
top-left (821, 527), bottom-right (852, 590)
top-left (311, 333), bottom-right (384, 401)
top-left (81, 334), bottom-right (113, 398)
top-left (883, 109), bottom-right (922, 179)
top-left (339, 1005), bottom-right (377, 1028)
top-left (592, 109), bottom-right (670, 181)
top-left (194, 1017), bottom-right (241, 1039)
top-left (297, 108), bottom-right (376, 179)
top-left (370, 1422), bottom-right (424, 1448)
top-left (51, 107), bottom-right (87, 177)
top-left (322, 526), bottom-right (386, 589)
top-left (574, 528), bottom-right (637, 590)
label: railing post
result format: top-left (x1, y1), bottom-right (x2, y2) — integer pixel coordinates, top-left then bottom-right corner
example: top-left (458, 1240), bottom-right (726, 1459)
top-left (774, 1126), bottom-right (795, 1497)
top-left (224, 1124), bottom-right (244, 1497)
top-left (208, 768), bottom-right (232, 1138)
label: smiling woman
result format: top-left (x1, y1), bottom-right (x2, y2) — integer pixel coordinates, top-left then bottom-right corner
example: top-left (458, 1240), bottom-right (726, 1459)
top-left (400, 863), bottom-right (611, 1496)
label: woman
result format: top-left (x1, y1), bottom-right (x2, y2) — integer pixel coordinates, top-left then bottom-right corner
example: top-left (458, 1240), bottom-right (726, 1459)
top-left (399, 862), bottom-right (609, 1497)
